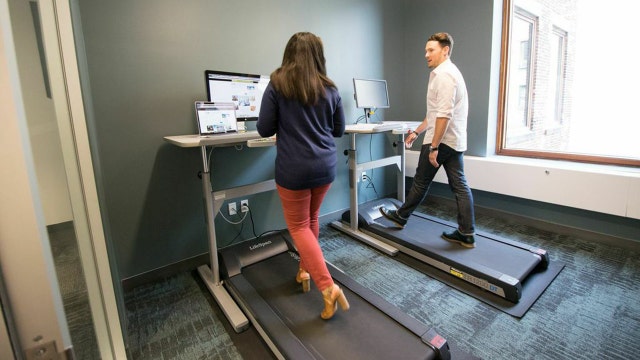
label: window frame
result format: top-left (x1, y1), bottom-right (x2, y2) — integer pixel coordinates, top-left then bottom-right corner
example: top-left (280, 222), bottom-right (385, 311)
top-left (550, 26), bottom-right (567, 126)
top-left (496, 0), bottom-right (640, 167)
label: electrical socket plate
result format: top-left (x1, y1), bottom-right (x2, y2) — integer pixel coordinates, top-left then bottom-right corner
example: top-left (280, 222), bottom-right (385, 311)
top-left (241, 199), bottom-right (249, 212)
top-left (25, 340), bottom-right (59, 360)
top-left (361, 171), bottom-right (367, 181)
top-left (228, 202), bottom-right (237, 215)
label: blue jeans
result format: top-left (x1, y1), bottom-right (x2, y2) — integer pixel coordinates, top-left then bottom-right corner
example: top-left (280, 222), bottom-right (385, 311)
top-left (397, 143), bottom-right (475, 235)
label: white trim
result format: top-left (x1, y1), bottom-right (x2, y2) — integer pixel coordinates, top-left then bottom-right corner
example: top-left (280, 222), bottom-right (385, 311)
top-left (406, 151), bottom-right (640, 220)
top-left (38, 0), bottom-right (126, 358)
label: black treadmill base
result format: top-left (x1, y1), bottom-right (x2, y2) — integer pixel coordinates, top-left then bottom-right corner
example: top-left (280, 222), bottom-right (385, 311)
top-left (338, 198), bottom-right (563, 317)
top-left (394, 251), bottom-right (564, 318)
top-left (219, 231), bottom-right (451, 359)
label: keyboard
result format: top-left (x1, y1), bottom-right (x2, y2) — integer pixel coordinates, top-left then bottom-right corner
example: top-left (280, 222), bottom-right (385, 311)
top-left (247, 137), bottom-right (276, 147)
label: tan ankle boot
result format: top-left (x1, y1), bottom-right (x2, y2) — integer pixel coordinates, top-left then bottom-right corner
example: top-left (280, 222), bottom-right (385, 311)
top-left (321, 284), bottom-right (350, 320)
top-left (296, 268), bottom-right (310, 293)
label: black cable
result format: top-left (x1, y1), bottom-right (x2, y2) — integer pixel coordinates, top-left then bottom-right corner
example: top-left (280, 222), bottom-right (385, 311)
top-left (247, 206), bottom-right (258, 238)
top-left (257, 229), bottom-right (282, 239)
top-left (363, 174), bottom-right (379, 197)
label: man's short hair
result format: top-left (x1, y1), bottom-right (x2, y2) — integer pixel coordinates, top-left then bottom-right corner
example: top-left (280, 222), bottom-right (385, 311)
top-left (428, 32), bottom-right (454, 55)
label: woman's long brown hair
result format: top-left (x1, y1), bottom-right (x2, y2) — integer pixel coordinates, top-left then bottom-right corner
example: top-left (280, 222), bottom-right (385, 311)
top-left (270, 32), bottom-right (336, 106)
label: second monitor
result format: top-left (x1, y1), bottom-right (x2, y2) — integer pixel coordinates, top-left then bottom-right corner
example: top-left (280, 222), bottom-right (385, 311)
top-left (353, 78), bottom-right (390, 123)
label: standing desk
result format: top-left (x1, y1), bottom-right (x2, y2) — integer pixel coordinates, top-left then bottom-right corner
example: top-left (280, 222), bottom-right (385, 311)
top-left (331, 122), bottom-right (419, 255)
top-left (164, 131), bottom-right (274, 332)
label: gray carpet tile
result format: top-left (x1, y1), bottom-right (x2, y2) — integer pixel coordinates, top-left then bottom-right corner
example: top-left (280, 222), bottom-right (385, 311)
top-left (124, 274), bottom-right (242, 360)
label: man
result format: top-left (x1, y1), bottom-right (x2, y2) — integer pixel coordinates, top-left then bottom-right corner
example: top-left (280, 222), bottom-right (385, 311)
top-left (379, 32), bottom-right (476, 248)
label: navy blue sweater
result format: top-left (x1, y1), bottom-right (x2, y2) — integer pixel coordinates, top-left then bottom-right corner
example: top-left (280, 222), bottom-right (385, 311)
top-left (257, 82), bottom-right (345, 190)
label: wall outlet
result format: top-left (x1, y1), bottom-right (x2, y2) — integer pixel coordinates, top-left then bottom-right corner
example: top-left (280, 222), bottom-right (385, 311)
top-left (24, 340), bottom-right (60, 360)
top-left (361, 171), bottom-right (367, 181)
top-left (241, 199), bottom-right (249, 212)
top-left (228, 202), bottom-right (237, 215)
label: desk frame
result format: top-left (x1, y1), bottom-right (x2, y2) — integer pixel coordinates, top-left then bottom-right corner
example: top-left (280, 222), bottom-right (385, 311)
top-left (331, 124), bottom-right (417, 255)
top-left (165, 131), bottom-right (273, 332)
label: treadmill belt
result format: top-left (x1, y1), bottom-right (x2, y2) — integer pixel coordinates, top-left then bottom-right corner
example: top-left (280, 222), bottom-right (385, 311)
top-left (225, 233), bottom-right (449, 359)
top-left (233, 251), bottom-right (441, 359)
top-left (370, 213), bottom-right (541, 282)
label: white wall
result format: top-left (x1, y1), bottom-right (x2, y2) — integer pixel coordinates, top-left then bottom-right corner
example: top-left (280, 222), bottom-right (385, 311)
top-left (406, 151), bottom-right (640, 220)
top-left (10, 0), bottom-right (72, 226)
top-left (1, 0), bottom-right (71, 351)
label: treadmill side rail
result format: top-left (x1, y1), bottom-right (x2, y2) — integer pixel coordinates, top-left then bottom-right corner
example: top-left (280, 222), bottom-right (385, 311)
top-left (422, 328), bottom-right (451, 360)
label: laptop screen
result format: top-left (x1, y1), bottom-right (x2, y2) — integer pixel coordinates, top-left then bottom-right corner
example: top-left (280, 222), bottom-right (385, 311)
top-left (195, 101), bottom-right (238, 135)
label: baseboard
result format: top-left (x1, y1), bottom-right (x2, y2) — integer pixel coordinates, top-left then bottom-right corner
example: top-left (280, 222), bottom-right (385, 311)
top-left (121, 253), bottom-right (209, 291)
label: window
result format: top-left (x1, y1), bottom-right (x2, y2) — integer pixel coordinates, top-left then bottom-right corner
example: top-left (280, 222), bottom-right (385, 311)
top-left (507, 9), bottom-right (536, 134)
top-left (498, 0), bottom-right (640, 166)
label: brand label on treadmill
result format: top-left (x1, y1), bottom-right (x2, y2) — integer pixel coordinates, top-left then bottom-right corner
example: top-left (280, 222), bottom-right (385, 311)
top-left (249, 240), bottom-right (272, 251)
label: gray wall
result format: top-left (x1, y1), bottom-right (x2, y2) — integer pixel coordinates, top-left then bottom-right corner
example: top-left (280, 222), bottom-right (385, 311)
top-left (74, 0), bottom-right (428, 283)
top-left (400, 0), bottom-right (496, 156)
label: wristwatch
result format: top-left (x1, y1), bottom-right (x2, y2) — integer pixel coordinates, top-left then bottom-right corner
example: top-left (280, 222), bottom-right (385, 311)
top-left (429, 145), bottom-right (439, 152)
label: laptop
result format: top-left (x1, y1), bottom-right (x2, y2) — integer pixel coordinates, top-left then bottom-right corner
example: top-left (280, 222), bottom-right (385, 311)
top-left (194, 101), bottom-right (238, 136)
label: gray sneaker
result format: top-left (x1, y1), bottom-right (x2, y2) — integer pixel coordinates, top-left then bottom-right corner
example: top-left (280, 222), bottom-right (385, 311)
top-left (442, 230), bottom-right (475, 248)
top-left (379, 206), bottom-right (408, 228)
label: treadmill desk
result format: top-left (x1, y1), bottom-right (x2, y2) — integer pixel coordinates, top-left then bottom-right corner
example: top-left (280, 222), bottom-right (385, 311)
top-left (330, 125), bottom-right (549, 303)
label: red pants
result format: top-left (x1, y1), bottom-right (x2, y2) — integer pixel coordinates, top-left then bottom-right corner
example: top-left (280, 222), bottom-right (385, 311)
top-left (276, 183), bottom-right (333, 292)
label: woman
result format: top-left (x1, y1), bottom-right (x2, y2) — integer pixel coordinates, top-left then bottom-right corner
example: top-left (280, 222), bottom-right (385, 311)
top-left (257, 32), bottom-right (348, 320)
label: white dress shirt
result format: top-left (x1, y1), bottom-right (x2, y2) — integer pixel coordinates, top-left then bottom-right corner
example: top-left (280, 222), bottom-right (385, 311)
top-left (422, 58), bottom-right (469, 151)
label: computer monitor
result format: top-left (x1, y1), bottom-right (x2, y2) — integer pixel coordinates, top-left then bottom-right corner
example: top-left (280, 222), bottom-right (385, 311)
top-left (205, 70), bottom-right (270, 121)
top-left (353, 78), bottom-right (390, 109)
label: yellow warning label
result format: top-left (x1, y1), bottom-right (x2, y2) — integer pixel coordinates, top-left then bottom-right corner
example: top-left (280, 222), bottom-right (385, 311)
top-left (449, 268), bottom-right (464, 278)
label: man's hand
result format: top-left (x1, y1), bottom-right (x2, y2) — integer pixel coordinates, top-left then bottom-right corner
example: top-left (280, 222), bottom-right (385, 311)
top-left (429, 150), bottom-right (439, 167)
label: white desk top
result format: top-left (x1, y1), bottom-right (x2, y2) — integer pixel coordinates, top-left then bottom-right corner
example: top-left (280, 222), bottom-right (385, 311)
top-left (345, 121), bottom-right (420, 134)
top-left (165, 121), bottom-right (421, 148)
top-left (164, 131), bottom-right (262, 148)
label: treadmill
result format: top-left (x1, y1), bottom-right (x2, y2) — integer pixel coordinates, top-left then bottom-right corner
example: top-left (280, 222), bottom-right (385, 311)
top-left (219, 230), bottom-right (451, 359)
top-left (339, 198), bottom-right (548, 302)
top-left (331, 126), bottom-right (549, 303)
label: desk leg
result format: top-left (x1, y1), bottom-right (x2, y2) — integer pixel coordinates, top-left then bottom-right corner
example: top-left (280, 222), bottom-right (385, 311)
top-left (333, 134), bottom-right (398, 255)
top-left (398, 134), bottom-right (406, 203)
top-left (199, 148), bottom-right (249, 332)
top-left (348, 134), bottom-right (359, 231)
top-left (197, 265), bottom-right (249, 333)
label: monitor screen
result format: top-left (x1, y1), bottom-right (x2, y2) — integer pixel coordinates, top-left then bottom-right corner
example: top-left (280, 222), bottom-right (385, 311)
top-left (353, 78), bottom-right (390, 109)
top-left (205, 70), bottom-right (270, 121)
